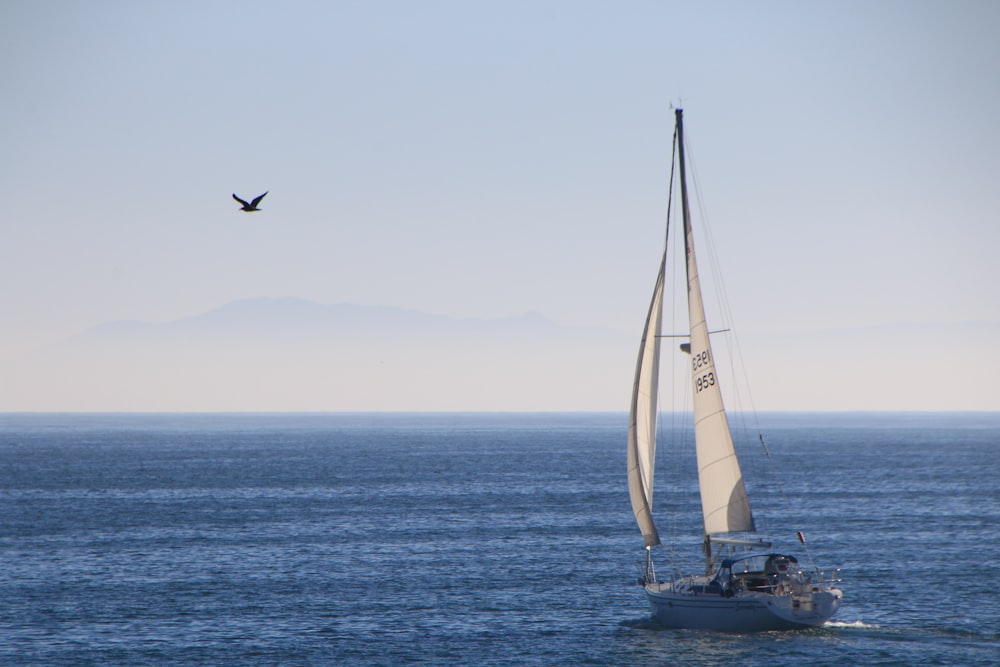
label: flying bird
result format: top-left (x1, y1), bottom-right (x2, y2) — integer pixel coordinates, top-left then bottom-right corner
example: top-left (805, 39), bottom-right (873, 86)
top-left (233, 191), bottom-right (268, 212)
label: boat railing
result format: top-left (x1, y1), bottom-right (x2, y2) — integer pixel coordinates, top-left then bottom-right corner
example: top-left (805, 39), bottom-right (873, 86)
top-left (810, 567), bottom-right (841, 590)
top-left (728, 565), bottom-right (841, 596)
top-left (671, 576), bottom-right (703, 596)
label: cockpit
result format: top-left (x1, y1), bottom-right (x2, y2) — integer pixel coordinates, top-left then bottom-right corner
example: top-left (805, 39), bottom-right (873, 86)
top-left (712, 553), bottom-right (800, 594)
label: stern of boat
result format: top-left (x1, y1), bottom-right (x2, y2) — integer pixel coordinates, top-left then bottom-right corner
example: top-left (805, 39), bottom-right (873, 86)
top-left (764, 584), bottom-right (843, 626)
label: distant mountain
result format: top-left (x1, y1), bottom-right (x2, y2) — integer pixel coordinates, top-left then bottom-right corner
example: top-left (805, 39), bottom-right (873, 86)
top-left (3, 299), bottom-right (634, 412)
top-left (3, 299), bottom-right (997, 411)
top-left (66, 297), bottom-right (621, 350)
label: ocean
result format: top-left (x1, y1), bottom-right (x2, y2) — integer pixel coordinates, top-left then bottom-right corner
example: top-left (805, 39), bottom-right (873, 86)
top-left (0, 412), bottom-right (996, 666)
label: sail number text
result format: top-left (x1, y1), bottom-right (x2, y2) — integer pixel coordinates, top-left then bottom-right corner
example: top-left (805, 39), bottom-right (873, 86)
top-left (691, 350), bottom-right (711, 372)
top-left (691, 349), bottom-right (715, 392)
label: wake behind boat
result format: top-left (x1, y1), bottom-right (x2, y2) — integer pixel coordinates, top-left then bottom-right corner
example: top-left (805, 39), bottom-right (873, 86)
top-left (626, 108), bottom-right (842, 632)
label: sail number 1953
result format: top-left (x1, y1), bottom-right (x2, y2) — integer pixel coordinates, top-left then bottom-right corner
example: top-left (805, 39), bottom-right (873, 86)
top-left (692, 350), bottom-right (714, 393)
top-left (695, 372), bottom-right (716, 393)
top-left (691, 350), bottom-right (710, 372)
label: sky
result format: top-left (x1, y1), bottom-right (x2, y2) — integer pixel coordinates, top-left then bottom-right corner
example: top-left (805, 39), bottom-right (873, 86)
top-left (2, 0), bottom-right (998, 411)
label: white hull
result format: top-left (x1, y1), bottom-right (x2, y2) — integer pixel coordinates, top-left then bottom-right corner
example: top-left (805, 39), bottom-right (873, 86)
top-left (645, 580), bottom-right (842, 632)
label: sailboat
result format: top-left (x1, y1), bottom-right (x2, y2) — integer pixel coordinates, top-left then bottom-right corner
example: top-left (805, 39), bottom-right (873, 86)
top-left (626, 108), bottom-right (842, 632)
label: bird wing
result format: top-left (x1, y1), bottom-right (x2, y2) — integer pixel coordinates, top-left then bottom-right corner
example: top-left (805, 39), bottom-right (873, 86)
top-left (232, 194), bottom-right (251, 207)
top-left (250, 191), bottom-right (268, 207)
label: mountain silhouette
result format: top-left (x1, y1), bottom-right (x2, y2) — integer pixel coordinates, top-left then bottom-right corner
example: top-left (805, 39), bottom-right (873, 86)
top-left (5, 298), bottom-right (632, 411)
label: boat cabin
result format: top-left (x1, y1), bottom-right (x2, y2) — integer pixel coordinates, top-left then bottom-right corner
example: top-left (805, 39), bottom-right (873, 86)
top-left (710, 554), bottom-right (799, 596)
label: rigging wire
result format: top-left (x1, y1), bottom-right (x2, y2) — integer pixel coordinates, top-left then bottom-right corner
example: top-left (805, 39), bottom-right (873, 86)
top-left (659, 117), bottom-right (682, 579)
top-left (658, 116), bottom-right (701, 580)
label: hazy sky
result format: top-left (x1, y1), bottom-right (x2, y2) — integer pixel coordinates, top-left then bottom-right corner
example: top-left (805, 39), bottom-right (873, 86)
top-left (2, 1), bottom-right (998, 410)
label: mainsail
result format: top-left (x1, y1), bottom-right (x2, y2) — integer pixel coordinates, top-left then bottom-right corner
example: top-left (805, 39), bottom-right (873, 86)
top-left (626, 253), bottom-right (665, 547)
top-left (675, 109), bottom-right (755, 537)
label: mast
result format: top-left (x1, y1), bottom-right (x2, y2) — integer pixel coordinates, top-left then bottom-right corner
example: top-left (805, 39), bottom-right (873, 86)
top-left (675, 108), bottom-right (756, 576)
top-left (676, 109), bottom-right (692, 274)
top-left (627, 111), bottom-right (681, 555)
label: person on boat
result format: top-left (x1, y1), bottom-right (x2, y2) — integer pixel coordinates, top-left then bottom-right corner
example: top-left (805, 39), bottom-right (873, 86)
top-left (710, 563), bottom-right (737, 597)
top-left (765, 555), bottom-right (795, 585)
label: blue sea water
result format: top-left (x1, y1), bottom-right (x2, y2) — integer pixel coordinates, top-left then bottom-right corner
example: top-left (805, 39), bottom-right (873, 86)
top-left (0, 412), bottom-right (997, 666)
